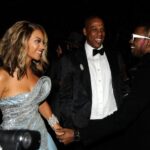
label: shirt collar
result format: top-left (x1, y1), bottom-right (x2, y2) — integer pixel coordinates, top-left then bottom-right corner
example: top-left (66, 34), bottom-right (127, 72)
top-left (85, 41), bottom-right (103, 57)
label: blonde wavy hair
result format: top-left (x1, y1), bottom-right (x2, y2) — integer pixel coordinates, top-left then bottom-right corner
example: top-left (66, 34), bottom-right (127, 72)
top-left (0, 20), bottom-right (49, 79)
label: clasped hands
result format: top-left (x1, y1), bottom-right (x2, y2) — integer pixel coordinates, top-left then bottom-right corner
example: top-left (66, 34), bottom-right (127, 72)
top-left (53, 126), bottom-right (75, 145)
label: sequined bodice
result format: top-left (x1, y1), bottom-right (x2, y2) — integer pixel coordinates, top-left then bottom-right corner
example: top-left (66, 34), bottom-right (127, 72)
top-left (0, 76), bottom-right (51, 150)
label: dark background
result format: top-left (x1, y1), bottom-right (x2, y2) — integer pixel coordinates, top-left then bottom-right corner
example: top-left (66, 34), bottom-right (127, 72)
top-left (0, 0), bottom-right (149, 37)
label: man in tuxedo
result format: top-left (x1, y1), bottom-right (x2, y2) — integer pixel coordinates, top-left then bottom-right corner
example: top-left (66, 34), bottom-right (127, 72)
top-left (54, 16), bottom-right (126, 150)
top-left (75, 22), bottom-right (150, 150)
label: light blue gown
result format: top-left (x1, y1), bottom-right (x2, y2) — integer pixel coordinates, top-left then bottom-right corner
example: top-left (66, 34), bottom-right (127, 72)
top-left (0, 76), bottom-right (57, 150)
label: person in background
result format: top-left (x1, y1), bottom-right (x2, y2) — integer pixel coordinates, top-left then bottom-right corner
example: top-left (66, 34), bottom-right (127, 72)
top-left (66, 31), bottom-right (84, 52)
top-left (76, 22), bottom-right (150, 150)
top-left (0, 20), bottom-right (62, 150)
top-left (53, 15), bottom-right (126, 150)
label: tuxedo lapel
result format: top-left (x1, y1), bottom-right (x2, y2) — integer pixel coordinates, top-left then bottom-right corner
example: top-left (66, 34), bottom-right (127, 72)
top-left (75, 48), bottom-right (92, 99)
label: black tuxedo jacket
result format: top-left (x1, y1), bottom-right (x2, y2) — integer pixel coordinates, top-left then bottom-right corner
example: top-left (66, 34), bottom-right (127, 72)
top-left (54, 46), bottom-right (124, 129)
top-left (80, 54), bottom-right (150, 150)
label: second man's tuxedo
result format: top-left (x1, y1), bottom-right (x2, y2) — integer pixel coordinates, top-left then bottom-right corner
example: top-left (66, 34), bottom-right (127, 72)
top-left (52, 46), bottom-right (125, 149)
top-left (54, 46), bottom-right (124, 128)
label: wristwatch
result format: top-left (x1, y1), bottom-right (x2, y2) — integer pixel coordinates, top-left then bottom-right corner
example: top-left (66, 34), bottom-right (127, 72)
top-left (74, 129), bottom-right (80, 141)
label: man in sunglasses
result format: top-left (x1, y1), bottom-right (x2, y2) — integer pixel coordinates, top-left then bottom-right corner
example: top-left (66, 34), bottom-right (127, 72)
top-left (76, 22), bottom-right (150, 150)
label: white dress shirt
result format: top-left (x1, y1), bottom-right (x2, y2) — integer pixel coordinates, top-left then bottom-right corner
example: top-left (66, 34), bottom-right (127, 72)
top-left (85, 41), bottom-right (117, 120)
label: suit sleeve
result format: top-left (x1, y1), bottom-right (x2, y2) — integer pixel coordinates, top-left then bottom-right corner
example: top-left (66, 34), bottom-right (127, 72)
top-left (55, 55), bottom-right (76, 128)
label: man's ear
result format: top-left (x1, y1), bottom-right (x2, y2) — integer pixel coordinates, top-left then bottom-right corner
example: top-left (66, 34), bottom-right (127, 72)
top-left (83, 28), bottom-right (86, 36)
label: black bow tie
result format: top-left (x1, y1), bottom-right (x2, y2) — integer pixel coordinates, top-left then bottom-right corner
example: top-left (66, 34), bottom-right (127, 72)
top-left (93, 48), bottom-right (105, 56)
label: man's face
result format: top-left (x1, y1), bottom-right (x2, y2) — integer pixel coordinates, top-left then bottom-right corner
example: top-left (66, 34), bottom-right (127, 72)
top-left (130, 26), bottom-right (150, 57)
top-left (83, 17), bottom-right (105, 49)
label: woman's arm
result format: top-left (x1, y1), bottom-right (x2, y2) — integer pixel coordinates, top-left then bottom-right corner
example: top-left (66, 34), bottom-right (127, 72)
top-left (39, 101), bottom-right (62, 131)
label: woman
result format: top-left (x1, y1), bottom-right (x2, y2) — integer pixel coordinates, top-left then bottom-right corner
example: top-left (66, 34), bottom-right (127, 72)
top-left (0, 20), bottom-right (61, 150)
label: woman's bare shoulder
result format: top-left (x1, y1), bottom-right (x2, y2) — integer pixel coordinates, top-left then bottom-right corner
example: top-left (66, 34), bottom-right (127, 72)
top-left (0, 69), bottom-right (10, 98)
